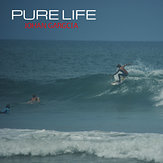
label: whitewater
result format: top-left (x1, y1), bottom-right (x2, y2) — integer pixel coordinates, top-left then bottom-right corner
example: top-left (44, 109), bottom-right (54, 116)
top-left (0, 128), bottom-right (163, 163)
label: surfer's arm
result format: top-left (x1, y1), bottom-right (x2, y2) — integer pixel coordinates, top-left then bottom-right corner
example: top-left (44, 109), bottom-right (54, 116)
top-left (113, 70), bottom-right (119, 76)
top-left (37, 97), bottom-right (40, 102)
top-left (123, 63), bottom-right (131, 67)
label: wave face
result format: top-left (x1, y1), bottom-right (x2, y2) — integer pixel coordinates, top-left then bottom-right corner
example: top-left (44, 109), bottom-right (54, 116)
top-left (0, 40), bottom-right (163, 108)
top-left (0, 129), bottom-right (163, 162)
top-left (0, 62), bottom-right (163, 107)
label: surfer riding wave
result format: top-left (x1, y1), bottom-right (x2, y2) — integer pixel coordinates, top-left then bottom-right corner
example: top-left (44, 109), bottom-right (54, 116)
top-left (113, 64), bottom-right (130, 82)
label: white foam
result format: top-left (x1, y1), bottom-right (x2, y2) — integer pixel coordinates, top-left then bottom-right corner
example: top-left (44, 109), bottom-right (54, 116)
top-left (127, 62), bottom-right (163, 82)
top-left (154, 89), bottom-right (163, 107)
top-left (0, 129), bottom-right (163, 162)
top-left (149, 70), bottom-right (163, 77)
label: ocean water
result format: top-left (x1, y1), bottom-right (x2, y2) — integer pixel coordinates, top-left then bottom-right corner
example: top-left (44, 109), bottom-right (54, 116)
top-left (0, 40), bottom-right (163, 163)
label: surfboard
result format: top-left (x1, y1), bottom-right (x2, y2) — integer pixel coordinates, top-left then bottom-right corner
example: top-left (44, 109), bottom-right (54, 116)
top-left (111, 72), bottom-right (126, 85)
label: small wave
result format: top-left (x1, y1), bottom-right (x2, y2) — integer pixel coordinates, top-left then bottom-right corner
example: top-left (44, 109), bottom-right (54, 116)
top-left (0, 129), bottom-right (163, 162)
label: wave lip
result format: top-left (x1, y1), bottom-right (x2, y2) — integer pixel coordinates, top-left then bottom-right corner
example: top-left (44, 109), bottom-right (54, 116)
top-left (0, 129), bottom-right (163, 162)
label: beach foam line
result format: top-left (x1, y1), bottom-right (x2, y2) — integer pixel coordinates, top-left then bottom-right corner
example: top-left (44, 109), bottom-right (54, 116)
top-left (0, 129), bottom-right (163, 162)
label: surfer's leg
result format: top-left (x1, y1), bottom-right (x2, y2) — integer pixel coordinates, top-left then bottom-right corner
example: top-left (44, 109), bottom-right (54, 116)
top-left (118, 73), bottom-right (126, 82)
top-left (118, 74), bottom-right (121, 82)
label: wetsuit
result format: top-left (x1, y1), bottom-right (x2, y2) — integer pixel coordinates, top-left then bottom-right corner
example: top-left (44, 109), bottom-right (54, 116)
top-left (0, 107), bottom-right (10, 114)
top-left (117, 69), bottom-right (128, 82)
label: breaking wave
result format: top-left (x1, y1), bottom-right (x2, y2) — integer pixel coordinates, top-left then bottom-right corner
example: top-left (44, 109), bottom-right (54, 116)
top-left (0, 129), bottom-right (163, 163)
top-left (0, 63), bottom-right (163, 107)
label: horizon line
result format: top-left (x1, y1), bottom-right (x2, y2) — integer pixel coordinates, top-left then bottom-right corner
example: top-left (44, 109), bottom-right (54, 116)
top-left (0, 38), bottom-right (163, 42)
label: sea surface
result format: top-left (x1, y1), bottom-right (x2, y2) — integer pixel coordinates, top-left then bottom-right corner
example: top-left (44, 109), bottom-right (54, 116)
top-left (0, 40), bottom-right (163, 163)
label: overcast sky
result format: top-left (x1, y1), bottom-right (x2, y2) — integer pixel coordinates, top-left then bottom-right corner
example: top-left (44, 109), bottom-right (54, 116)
top-left (0, 0), bottom-right (163, 41)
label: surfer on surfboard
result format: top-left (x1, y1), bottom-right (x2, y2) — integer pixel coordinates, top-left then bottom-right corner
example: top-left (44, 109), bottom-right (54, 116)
top-left (0, 104), bottom-right (10, 114)
top-left (113, 64), bottom-right (130, 82)
top-left (27, 94), bottom-right (40, 104)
